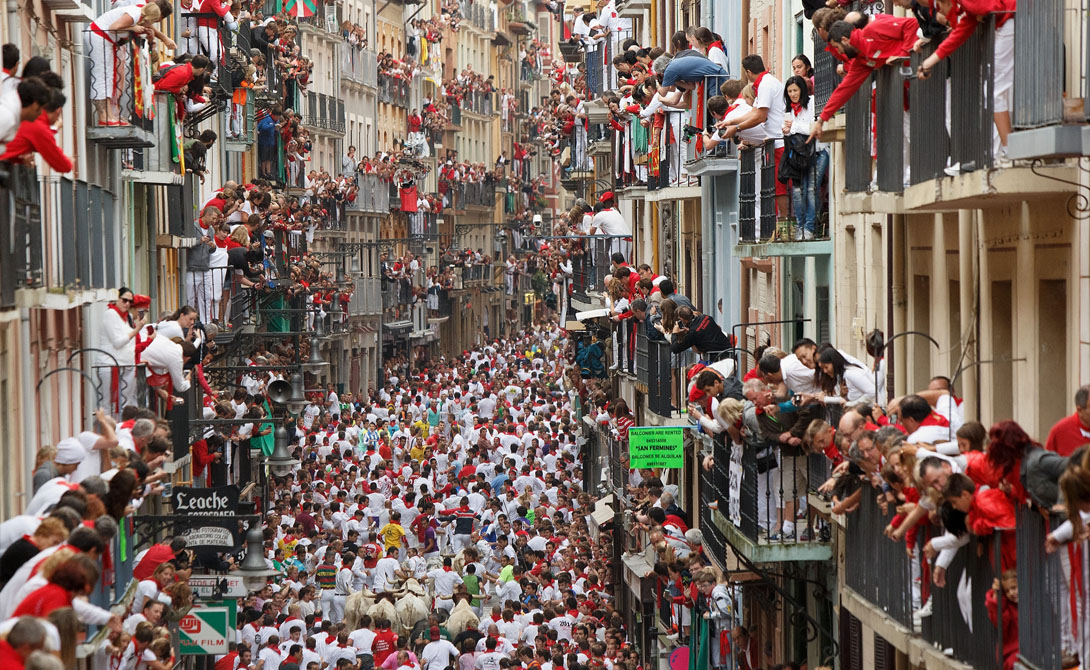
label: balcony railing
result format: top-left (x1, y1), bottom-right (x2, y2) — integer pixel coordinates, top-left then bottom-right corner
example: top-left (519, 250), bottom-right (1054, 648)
top-left (460, 264), bottom-right (493, 284)
top-left (463, 90), bottom-right (495, 116)
top-left (646, 111), bottom-right (695, 191)
top-left (342, 44), bottom-right (378, 88)
top-left (0, 164), bottom-right (43, 308)
top-left (297, 0), bottom-right (338, 32)
top-left (410, 211), bottom-right (438, 238)
top-left (303, 91), bottom-right (346, 133)
top-left (585, 42), bottom-right (611, 97)
top-left (378, 73), bottom-right (411, 108)
top-left (178, 13), bottom-right (243, 100)
top-left (813, 34), bottom-right (838, 117)
top-left (738, 140), bottom-right (776, 241)
top-left (347, 173), bottom-right (393, 214)
top-left (84, 36), bottom-right (156, 149)
top-left (844, 491), bottom-right (917, 629)
top-left (443, 181), bottom-right (496, 209)
top-left (463, 1), bottom-right (495, 32)
top-left (1015, 506), bottom-right (1065, 670)
top-left (844, 74), bottom-right (872, 193)
top-left (348, 276), bottom-right (381, 315)
top-left (634, 327), bottom-right (672, 417)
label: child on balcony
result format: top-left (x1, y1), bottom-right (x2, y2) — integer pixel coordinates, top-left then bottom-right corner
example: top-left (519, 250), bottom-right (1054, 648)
top-left (986, 569), bottom-right (1019, 670)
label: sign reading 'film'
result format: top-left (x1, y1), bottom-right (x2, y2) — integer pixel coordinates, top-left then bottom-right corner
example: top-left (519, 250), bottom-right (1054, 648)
top-left (628, 427), bottom-right (685, 468)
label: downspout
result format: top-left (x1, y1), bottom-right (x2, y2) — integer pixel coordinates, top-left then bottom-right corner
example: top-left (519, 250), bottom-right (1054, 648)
top-left (19, 307), bottom-right (36, 514)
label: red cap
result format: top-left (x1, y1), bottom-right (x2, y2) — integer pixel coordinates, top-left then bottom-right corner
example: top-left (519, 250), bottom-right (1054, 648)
top-left (598, 191), bottom-right (614, 203)
top-left (132, 294), bottom-right (152, 309)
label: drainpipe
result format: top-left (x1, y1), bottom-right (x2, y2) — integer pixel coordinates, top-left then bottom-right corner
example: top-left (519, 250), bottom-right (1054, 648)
top-left (19, 307), bottom-right (36, 514)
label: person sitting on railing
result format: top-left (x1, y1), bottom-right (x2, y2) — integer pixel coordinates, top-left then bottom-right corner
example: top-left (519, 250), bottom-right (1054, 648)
top-left (806, 15), bottom-right (919, 141)
top-left (0, 80), bottom-right (71, 173)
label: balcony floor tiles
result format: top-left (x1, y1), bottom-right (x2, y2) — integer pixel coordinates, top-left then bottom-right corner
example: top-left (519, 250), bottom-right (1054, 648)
top-left (714, 509), bottom-right (832, 563)
top-left (902, 164), bottom-right (1078, 211)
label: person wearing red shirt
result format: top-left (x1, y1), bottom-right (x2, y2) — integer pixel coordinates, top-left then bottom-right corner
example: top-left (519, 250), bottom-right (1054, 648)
top-left (154, 54), bottom-right (212, 95)
top-left (808, 15), bottom-right (919, 135)
top-left (13, 557), bottom-right (96, 618)
top-left (133, 539), bottom-right (185, 581)
top-left (371, 619), bottom-right (398, 667)
top-left (0, 82), bottom-right (70, 172)
top-left (1045, 386), bottom-right (1090, 457)
top-left (0, 616), bottom-right (47, 670)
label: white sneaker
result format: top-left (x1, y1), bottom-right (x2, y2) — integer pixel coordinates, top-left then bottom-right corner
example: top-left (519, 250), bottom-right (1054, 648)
top-left (913, 597), bottom-right (933, 619)
top-left (802, 230), bottom-right (814, 241)
top-left (943, 162), bottom-right (961, 177)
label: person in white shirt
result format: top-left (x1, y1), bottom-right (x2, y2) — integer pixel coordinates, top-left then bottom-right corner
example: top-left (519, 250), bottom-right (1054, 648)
top-left (98, 289), bottom-right (145, 415)
top-left (420, 627), bottom-right (458, 669)
top-left (782, 75), bottom-right (824, 240)
top-left (372, 547), bottom-right (407, 592)
top-left (720, 55), bottom-right (787, 214)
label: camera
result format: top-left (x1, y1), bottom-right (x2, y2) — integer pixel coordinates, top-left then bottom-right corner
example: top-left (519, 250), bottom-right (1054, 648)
top-left (681, 124), bottom-right (702, 141)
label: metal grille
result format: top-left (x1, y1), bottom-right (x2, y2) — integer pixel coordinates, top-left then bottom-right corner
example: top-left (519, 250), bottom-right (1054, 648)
top-left (0, 165), bottom-right (42, 307)
top-left (844, 75), bottom-right (873, 192)
top-left (909, 44), bottom-right (949, 184)
top-left (844, 491), bottom-right (914, 629)
top-left (875, 65), bottom-right (904, 193)
top-left (1013, 1), bottom-right (1064, 128)
top-left (1015, 507), bottom-right (1063, 670)
top-left (759, 139), bottom-right (776, 238)
top-left (813, 34), bottom-right (837, 116)
top-left (922, 533), bottom-right (1000, 668)
top-left (949, 19), bottom-right (995, 171)
top-left (739, 147), bottom-right (756, 241)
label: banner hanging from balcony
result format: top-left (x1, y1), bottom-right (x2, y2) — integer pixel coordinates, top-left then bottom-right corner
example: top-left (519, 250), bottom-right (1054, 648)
top-left (284, 0), bottom-right (316, 18)
top-left (170, 485), bottom-right (241, 551)
top-left (628, 427), bottom-right (684, 468)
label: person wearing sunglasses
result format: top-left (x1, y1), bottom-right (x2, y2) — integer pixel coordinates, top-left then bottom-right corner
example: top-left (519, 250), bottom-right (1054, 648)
top-left (98, 287), bottom-right (147, 416)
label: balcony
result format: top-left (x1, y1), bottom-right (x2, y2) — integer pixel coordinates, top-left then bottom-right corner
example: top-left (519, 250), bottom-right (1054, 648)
top-left (585, 41), bottom-right (611, 98)
top-left (444, 181), bottom-right (496, 210)
top-left (346, 173), bottom-right (393, 214)
top-left (703, 430), bottom-right (832, 564)
top-left (302, 91), bottom-right (346, 135)
top-left (296, 0), bottom-right (340, 36)
top-left (378, 73), bottom-right (411, 108)
top-left (459, 263), bottom-right (493, 285)
top-left (224, 99), bottom-right (255, 152)
top-left (463, 1), bottom-right (495, 33)
top-left (409, 211), bottom-right (438, 238)
top-left (84, 38), bottom-right (155, 149)
top-left (0, 164), bottom-right (43, 308)
top-left (463, 90), bottom-right (495, 117)
top-left (347, 276), bottom-right (381, 316)
top-left (1008, 0), bottom-right (1090, 159)
top-left (633, 328), bottom-right (672, 418)
top-left (342, 44), bottom-right (378, 89)
top-left (124, 97), bottom-right (185, 184)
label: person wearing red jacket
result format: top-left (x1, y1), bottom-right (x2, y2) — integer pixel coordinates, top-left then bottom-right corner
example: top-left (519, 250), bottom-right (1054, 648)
top-left (944, 472), bottom-right (1016, 568)
top-left (918, 0), bottom-right (1016, 156)
top-left (154, 54), bottom-right (212, 95)
top-left (986, 569), bottom-right (1019, 670)
top-left (808, 14), bottom-right (919, 137)
top-left (0, 85), bottom-right (71, 172)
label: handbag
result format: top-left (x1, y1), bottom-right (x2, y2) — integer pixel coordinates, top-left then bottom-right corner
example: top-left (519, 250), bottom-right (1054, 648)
top-left (755, 445), bottom-right (778, 474)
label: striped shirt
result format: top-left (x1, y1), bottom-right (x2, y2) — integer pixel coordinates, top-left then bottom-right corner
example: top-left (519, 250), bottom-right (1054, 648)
top-left (315, 563), bottom-right (337, 590)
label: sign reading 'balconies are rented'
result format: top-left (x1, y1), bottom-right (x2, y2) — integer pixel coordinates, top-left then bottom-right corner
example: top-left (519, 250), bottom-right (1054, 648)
top-left (628, 427), bottom-right (684, 469)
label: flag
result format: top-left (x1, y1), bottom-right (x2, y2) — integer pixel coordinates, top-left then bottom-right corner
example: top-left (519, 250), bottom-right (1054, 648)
top-left (284, 0), bottom-right (316, 18)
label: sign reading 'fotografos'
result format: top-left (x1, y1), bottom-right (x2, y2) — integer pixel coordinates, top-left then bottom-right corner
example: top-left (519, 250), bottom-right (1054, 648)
top-left (627, 427), bottom-right (685, 469)
top-left (170, 485), bottom-right (240, 552)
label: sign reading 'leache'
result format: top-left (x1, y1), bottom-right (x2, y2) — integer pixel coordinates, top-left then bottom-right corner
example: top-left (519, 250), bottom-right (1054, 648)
top-left (628, 427), bottom-right (684, 468)
top-left (170, 485), bottom-right (240, 552)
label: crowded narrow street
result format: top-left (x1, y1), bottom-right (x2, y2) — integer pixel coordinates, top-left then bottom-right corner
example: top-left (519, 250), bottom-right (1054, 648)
top-left (2, 0), bottom-right (1090, 666)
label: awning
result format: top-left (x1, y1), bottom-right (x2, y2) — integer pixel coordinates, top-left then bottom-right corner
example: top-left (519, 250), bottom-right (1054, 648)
top-left (383, 320), bottom-right (413, 335)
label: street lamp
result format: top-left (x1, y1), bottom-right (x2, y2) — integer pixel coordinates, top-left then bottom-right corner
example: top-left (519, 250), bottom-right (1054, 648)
top-left (236, 526), bottom-right (283, 592)
top-left (286, 370), bottom-right (307, 414)
top-left (266, 425), bottom-right (300, 477)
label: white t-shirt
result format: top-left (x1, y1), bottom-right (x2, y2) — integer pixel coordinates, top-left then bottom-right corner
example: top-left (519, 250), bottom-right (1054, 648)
top-left (372, 556), bottom-right (400, 591)
top-left (348, 627), bottom-right (376, 653)
top-left (421, 639), bottom-right (459, 668)
top-left (753, 72), bottom-right (785, 148)
top-left (591, 208), bottom-right (630, 236)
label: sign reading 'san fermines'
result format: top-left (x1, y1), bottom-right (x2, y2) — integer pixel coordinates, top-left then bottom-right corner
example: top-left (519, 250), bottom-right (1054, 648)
top-left (628, 427), bottom-right (685, 468)
top-left (171, 486), bottom-right (241, 551)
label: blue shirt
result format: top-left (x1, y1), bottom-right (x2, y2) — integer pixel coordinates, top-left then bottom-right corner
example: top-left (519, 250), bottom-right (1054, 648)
top-left (257, 115), bottom-right (278, 146)
top-left (491, 473), bottom-right (510, 495)
top-left (661, 56), bottom-right (727, 88)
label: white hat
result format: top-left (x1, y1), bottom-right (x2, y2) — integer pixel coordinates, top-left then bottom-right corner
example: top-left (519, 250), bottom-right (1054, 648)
top-left (55, 437), bottom-right (88, 465)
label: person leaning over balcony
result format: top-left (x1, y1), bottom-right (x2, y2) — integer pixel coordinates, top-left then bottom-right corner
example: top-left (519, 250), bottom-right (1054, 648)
top-left (917, 0), bottom-right (1015, 159)
top-left (717, 55), bottom-right (788, 214)
top-left (806, 15), bottom-right (919, 144)
top-left (669, 306), bottom-right (731, 360)
top-left (655, 53), bottom-right (727, 110)
top-left (86, 3), bottom-right (173, 126)
top-left (0, 78), bottom-right (71, 172)
top-left (154, 53), bottom-right (212, 95)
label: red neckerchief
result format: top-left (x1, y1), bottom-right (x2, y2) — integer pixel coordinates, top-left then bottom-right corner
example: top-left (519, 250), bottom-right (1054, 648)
top-left (920, 412), bottom-right (950, 428)
top-left (752, 71), bottom-right (768, 96)
top-left (442, 565), bottom-right (452, 572)
top-left (107, 302), bottom-right (134, 327)
top-left (791, 102), bottom-right (804, 116)
top-left (214, 235), bottom-right (229, 248)
top-left (709, 40), bottom-right (725, 52)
